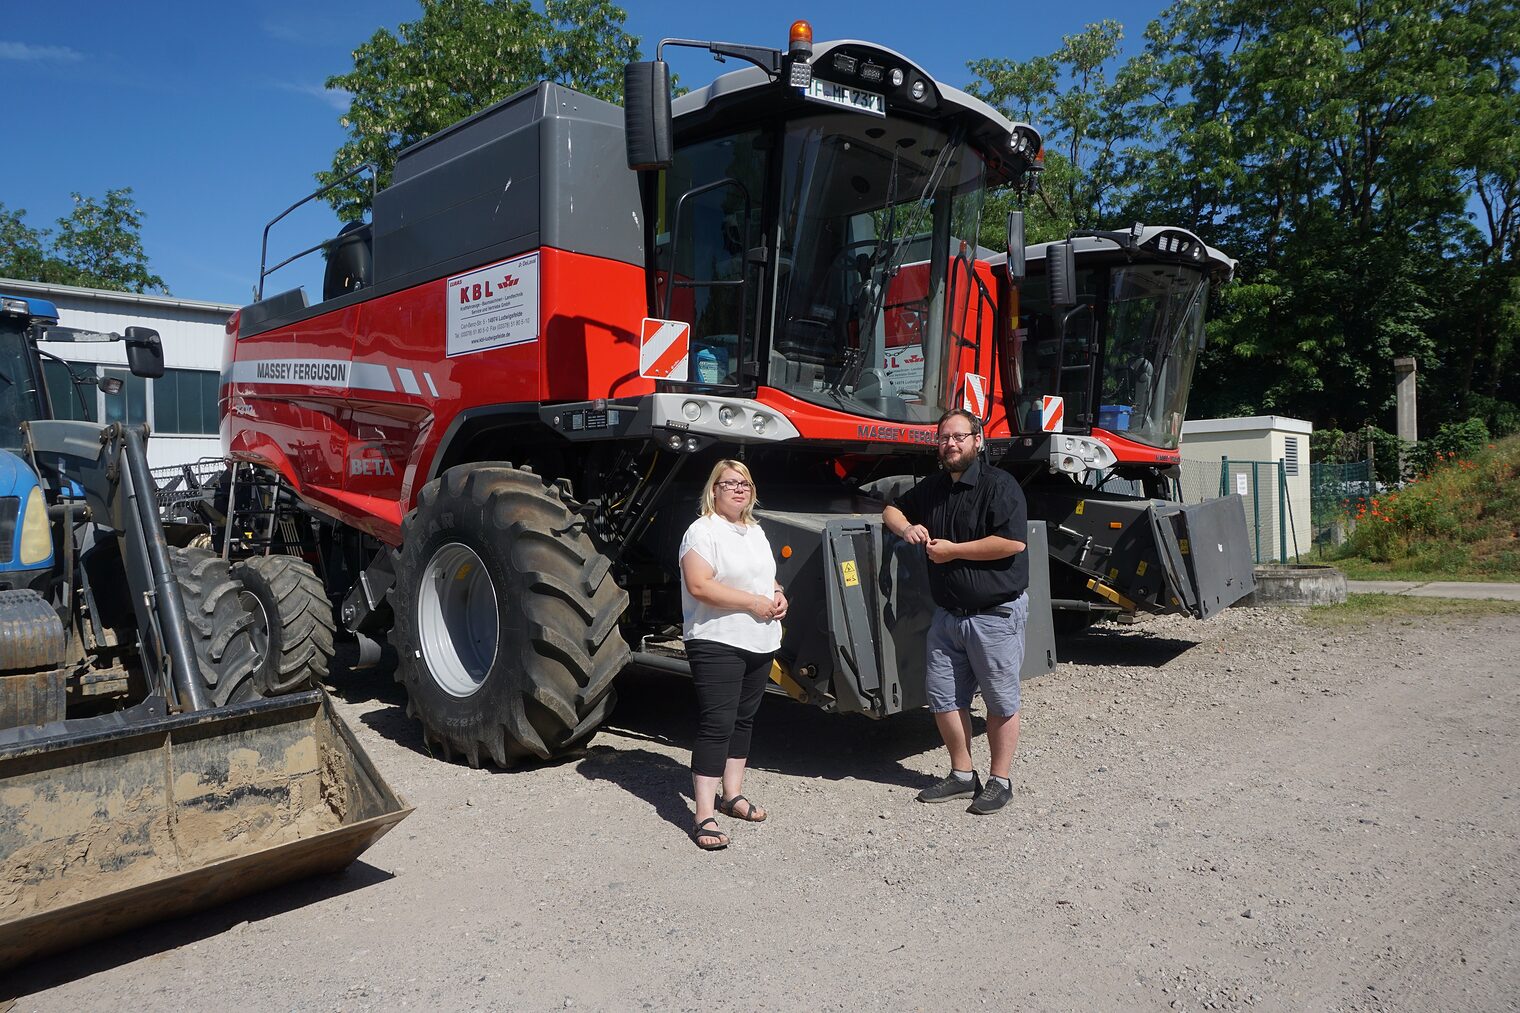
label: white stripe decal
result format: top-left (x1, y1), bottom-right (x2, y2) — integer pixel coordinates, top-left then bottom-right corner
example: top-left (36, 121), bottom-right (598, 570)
top-left (423, 372), bottom-right (440, 398)
top-left (397, 368), bottom-right (422, 396)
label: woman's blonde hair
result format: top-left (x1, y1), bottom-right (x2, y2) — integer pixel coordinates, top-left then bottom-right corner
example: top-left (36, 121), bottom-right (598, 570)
top-left (699, 459), bottom-right (759, 524)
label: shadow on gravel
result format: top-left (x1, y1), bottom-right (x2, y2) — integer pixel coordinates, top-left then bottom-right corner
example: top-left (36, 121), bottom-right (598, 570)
top-left (5, 861), bottom-right (393, 1001)
top-left (577, 746), bottom-right (694, 833)
top-left (599, 670), bottom-right (952, 790)
top-left (1056, 627), bottom-right (1199, 668)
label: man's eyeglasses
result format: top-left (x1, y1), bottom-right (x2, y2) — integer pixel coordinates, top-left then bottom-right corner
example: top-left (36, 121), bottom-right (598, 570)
top-left (935, 432), bottom-right (976, 445)
top-left (715, 480), bottom-right (752, 491)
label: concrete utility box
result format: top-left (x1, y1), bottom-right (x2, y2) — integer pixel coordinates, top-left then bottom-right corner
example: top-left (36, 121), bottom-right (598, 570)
top-left (1181, 416), bottom-right (1312, 562)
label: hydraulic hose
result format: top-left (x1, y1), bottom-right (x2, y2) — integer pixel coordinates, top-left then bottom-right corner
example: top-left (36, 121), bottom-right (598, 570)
top-left (121, 425), bottom-right (212, 712)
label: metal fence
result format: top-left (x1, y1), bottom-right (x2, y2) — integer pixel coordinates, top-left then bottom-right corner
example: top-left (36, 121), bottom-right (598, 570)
top-left (1177, 458), bottom-right (1300, 563)
top-left (1308, 459), bottom-right (1376, 555)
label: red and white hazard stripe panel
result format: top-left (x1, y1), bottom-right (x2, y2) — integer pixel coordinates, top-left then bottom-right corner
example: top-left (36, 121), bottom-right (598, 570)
top-left (1041, 395), bottom-right (1065, 433)
top-left (639, 317), bottom-right (691, 381)
top-left (961, 373), bottom-right (988, 417)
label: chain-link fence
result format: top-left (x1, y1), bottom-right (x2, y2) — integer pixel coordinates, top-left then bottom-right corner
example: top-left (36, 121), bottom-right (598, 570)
top-left (1308, 459), bottom-right (1376, 556)
top-left (1177, 457), bottom-right (1307, 563)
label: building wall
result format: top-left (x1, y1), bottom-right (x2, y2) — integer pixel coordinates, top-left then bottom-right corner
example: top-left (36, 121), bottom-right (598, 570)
top-left (1181, 417), bottom-right (1313, 562)
top-left (0, 278), bottom-right (233, 473)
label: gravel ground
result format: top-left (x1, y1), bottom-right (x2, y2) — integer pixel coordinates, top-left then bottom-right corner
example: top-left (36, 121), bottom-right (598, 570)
top-left (11, 605), bottom-right (1519, 1011)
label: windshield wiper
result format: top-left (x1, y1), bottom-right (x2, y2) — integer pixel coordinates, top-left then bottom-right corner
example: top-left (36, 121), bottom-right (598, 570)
top-left (839, 127), bottom-right (966, 392)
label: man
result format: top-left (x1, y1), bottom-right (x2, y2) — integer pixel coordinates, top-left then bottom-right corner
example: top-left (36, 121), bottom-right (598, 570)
top-left (882, 408), bottom-right (1029, 814)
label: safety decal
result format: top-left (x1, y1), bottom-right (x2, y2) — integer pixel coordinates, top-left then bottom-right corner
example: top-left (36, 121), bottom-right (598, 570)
top-left (639, 317), bottom-right (691, 381)
top-left (1137, 560), bottom-right (1148, 576)
top-left (1040, 395), bottom-right (1065, 433)
top-left (961, 373), bottom-right (988, 416)
top-left (840, 559), bottom-right (860, 587)
top-left (446, 251), bottom-right (540, 357)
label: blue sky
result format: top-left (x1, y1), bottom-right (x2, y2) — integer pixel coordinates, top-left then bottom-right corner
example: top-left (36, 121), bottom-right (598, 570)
top-left (1, 2), bottom-right (1163, 305)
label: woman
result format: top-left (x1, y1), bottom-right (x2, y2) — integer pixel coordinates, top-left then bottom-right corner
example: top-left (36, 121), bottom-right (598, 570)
top-left (679, 459), bottom-right (787, 850)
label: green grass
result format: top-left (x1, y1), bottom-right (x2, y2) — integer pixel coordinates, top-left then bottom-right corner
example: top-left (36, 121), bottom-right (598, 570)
top-left (1306, 592), bottom-right (1520, 627)
top-left (1328, 435), bottom-right (1520, 580)
top-left (1330, 558), bottom-right (1520, 583)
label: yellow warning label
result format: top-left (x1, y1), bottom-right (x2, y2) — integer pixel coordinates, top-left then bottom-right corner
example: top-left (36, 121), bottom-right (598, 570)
top-left (841, 560), bottom-right (860, 587)
top-left (1137, 560), bottom-right (1148, 576)
top-left (1075, 500), bottom-right (1086, 515)
top-left (1108, 567), bottom-right (1119, 580)
top-left (455, 563), bottom-right (473, 580)
top-left (1178, 538), bottom-right (1190, 555)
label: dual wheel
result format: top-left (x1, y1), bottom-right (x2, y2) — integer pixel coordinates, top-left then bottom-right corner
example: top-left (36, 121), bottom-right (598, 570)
top-left (390, 466), bottom-right (629, 768)
top-left (169, 547), bottom-right (334, 705)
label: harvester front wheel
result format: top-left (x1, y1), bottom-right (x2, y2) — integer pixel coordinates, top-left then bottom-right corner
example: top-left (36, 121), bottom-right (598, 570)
top-left (231, 554), bottom-right (335, 695)
top-left (169, 545), bottom-right (264, 705)
top-left (391, 466), bottom-right (628, 767)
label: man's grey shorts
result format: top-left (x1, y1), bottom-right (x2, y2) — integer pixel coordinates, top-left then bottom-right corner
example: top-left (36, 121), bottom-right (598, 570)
top-left (924, 592), bottom-right (1029, 716)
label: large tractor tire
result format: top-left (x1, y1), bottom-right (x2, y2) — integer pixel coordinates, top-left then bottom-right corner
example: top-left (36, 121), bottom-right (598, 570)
top-left (390, 465), bottom-right (629, 767)
top-left (231, 554), bottom-right (335, 695)
top-left (168, 545), bottom-right (264, 706)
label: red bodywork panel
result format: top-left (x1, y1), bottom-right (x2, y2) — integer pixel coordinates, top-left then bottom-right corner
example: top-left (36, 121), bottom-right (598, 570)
top-left (224, 244), bottom-right (1170, 543)
top-left (224, 247), bottom-right (651, 544)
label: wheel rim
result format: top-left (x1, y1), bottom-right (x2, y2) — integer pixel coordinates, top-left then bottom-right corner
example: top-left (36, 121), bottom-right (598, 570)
top-left (238, 587), bottom-right (271, 674)
top-left (417, 541), bottom-right (499, 698)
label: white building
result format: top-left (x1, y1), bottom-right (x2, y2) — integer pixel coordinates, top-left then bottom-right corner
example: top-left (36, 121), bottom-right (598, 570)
top-left (0, 277), bottom-right (234, 471)
top-left (1180, 415), bottom-right (1313, 562)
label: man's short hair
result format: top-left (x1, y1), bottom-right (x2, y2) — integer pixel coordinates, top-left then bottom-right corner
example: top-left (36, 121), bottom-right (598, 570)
top-left (936, 408), bottom-right (982, 435)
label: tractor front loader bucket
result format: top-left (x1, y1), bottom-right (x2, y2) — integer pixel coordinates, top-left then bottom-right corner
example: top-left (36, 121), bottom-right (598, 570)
top-left (0, 690), bottom-right (411, 971)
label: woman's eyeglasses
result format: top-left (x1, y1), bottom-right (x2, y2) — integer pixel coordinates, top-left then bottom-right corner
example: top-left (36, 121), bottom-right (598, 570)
top-left (935, 432), bottom-right (976, 445)
top-left (715, 480), bottom-right (752, 491)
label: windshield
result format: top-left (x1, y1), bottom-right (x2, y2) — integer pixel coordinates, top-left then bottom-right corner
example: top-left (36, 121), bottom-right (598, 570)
top-left (0, 323), bottom-right (46, 449)
top-left (1098, 265), bottom-right (1209, 449)
top-left (771, 113), bottom-right (986, 424)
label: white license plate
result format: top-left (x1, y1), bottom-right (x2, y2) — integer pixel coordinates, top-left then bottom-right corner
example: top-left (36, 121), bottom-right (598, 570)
top-left (803, 79), bottom-right (885, 117)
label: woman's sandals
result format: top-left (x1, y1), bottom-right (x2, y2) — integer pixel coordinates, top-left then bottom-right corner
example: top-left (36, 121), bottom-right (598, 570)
top-left (692, 817), bottom-right (728, 850)
top-left (717, 794), bottom-right (767, 823)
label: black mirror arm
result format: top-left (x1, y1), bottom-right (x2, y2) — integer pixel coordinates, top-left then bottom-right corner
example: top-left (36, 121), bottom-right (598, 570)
top-left (657, 38), bottom-right (782, 78)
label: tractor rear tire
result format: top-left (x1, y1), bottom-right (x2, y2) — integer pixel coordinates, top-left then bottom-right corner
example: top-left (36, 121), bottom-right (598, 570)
top-left (169, 545), bottom-right (263, 706)
top-left (231, 554), bottom-right (335, 695)
top-left (390, 465), bottom-right (629, 767)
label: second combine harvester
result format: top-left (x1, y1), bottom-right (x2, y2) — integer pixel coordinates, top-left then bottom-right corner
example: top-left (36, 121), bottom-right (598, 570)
top-left (222, 22), bottom-right (1254, 767)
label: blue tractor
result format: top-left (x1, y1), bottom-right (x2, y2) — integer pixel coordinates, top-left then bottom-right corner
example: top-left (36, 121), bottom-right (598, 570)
top-left (0, 293), bottom-right (407, 971)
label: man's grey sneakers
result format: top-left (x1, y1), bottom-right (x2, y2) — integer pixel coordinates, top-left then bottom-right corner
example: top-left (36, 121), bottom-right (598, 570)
top-left (917, 771), bottom-right (981, 803)
top-left (967, 776), bottom-right (1013, 815)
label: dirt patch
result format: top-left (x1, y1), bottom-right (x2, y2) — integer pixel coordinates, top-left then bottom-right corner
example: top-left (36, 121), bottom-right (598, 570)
top-left (1, 732), bottom-right (344, 922)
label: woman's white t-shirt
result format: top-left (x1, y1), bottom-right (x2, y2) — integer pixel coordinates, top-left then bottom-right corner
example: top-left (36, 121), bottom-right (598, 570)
top-left (679, 513), bottom-right (783, 653)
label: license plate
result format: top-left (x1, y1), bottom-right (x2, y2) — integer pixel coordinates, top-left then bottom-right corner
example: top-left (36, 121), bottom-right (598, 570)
top-left (803, 79), bottom-right (885, 117)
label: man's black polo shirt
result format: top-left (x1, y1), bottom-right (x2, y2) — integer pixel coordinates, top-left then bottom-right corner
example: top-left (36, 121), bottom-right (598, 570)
top-left (894, 458), bottom-right (1029, 612)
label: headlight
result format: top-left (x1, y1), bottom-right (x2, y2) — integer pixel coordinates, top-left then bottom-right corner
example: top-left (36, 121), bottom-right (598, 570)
top-left (18, 486), bottom-right (52, 566)
top-left (682, 400), bottom-right (703, 421)
top-left (718, 406), bottom-right (738, 427)
top-left (752, 413), bottom-right (769, 435)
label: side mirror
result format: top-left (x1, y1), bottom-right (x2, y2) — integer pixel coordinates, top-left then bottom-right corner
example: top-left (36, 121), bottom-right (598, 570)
top-left (1047, 240), bottom-right (1077, 308)
top-left (1005, 210), bottom-right (1026, 281)
top-left (124, 326), bottom-right (165, 379)
top-left (624, 60), bottom-right (674, 171)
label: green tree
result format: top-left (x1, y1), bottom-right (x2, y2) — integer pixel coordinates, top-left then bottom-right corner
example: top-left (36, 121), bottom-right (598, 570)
top-left (969, 21), bottom-right (1146, 247)
top-left (0, 190), bottom-right (167, 295)
top-left (321, 0), bottom-right (640, 218)
top-left (0, 203), bottom-right (55, 282)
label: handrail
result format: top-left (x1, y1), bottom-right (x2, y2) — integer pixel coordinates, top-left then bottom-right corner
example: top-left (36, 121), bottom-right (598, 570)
top-left (257, 162), bottom-right (376, 300)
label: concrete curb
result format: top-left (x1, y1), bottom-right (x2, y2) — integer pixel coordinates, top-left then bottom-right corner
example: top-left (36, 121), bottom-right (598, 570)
top-left (1237, 565), bottom-right (1348, 607)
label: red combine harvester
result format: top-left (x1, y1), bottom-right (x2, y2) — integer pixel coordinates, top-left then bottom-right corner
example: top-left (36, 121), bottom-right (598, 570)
top-left (219, 22), bottom-right (1252, 766)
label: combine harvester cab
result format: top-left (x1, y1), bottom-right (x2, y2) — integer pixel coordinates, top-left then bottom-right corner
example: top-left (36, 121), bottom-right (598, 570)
top-left (985, 228), bottom-right (1257, 629)
top-left (0, 294), bottom-right (409, 971)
